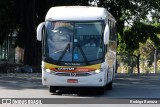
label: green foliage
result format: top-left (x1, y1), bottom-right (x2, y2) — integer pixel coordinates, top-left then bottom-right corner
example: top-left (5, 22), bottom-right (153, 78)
top-left (117, 33), bottom-right (126, 53)
top-left (124, 22), bottom-right (160, 53)
top-left (88, 0), bottom-right (160, 55)
top-left (139, 39), bottom-right (155, 65)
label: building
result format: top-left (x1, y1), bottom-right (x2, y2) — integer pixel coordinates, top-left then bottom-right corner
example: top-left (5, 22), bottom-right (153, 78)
top-left (0, 35), bottom-right (23, 64)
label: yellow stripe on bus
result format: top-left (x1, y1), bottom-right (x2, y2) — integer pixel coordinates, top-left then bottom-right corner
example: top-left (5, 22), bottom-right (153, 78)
top-left (43, 62), bottom-right (101, 72)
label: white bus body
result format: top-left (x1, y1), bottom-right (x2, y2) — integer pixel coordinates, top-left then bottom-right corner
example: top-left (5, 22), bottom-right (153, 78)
top-left (37, 6), bottom-right (117, 94)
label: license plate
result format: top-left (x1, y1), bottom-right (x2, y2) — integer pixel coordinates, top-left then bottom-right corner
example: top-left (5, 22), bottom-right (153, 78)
top-left (67, 79), bottom-right (78, 83)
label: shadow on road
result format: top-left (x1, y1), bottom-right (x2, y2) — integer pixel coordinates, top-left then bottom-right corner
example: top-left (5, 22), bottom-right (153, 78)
top-left (50, 87), bottom-right (106, 97)
top-left (0, 75), bottom-right (46, 90)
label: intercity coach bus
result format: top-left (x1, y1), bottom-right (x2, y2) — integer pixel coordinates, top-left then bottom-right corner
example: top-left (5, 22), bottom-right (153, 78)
top-left (37, 6), bottom-right (117, 94)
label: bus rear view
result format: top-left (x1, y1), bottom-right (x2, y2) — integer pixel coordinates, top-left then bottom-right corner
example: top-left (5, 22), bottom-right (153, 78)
top-left (37, 6), bottom-right (117, 94)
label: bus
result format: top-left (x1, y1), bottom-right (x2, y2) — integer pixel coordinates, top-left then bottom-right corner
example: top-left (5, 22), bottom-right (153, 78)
top-left (37, 6), bottom-right (117, 94)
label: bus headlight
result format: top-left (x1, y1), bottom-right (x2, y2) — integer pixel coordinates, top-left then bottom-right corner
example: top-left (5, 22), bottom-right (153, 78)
top-left (95, 69), bottom-right (101, 73)
top-left (43, 68), bottom-right (55, 74)
top-left (92, 68), bottom-right (105, 74)
top-left (46, 69), bottom-right (51, 73)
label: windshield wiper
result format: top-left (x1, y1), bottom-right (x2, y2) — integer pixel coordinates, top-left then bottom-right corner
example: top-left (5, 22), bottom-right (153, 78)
top-left (77, 43), bottom-right (89, 65)
top-left (56, 43), bottom-right (70, 65)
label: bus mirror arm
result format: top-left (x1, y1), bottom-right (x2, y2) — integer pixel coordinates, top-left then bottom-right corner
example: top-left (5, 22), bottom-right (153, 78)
top-left (37, 22), bottom-right (44, 41)
top-left (104, 25), bottom-right (110, 44)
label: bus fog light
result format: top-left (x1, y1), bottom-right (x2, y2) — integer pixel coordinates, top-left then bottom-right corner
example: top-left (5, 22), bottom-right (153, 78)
top-left (99, 78), bottom-right (103, 82)
top-left (43, 77), bottom-right (47, 81)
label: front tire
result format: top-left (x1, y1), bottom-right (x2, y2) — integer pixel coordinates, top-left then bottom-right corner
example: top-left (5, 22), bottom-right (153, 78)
top-left (49, 86), bottom-right (57, 93)
top-left (96, 86), bottom-right (105, 95)
top-left (106, 81), bottom-right (112, 90)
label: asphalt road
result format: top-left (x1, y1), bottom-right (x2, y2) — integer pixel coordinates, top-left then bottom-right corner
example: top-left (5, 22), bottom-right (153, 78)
top-left (0, 73), bottom-right (160, 98)
top-left (0, 73), bottom-right (160, 107)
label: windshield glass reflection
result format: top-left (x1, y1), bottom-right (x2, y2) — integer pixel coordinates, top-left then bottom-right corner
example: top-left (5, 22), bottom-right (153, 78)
top-left (45, 21), bottom-right (104, 63)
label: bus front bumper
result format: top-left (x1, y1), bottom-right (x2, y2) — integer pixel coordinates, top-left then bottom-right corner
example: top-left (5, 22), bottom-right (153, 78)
top-left (42, 71), bottom-right (106, 87)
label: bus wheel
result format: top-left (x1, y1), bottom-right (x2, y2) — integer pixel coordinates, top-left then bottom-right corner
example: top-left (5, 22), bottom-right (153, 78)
top-left (49, 86), bottom-right (57, 93)
top-left (106, 81), bottom-right (112, 90)
top-left (97, 87), bottom-right (105, 95)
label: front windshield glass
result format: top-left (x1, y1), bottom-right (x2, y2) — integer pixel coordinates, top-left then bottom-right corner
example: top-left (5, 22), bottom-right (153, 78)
top-left (46, 22), bottom-right (73, 61)
top-left (45, 21), bottom-right (104, 64)
top-left (74, 22), bottom-right (104, 62)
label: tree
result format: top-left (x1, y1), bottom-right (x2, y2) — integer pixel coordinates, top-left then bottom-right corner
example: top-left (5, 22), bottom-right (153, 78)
top-left (89, 0), bottom-right (160, 52)
top-left (0, 0), bottom-right (15, 45)
top-left (22, 0), bottom-right (36, 65)
top-left (123, 22), bottom-right (160, 73)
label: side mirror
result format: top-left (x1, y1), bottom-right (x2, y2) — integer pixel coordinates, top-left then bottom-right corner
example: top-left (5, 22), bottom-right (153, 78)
top-left (37, 22), bottom-right (44, 41)
top-left (104, 25), bottom-right (110, 44)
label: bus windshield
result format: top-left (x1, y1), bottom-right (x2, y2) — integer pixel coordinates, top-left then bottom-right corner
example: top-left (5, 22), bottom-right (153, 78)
top-left (45, 21), bottom-right (104, 64)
